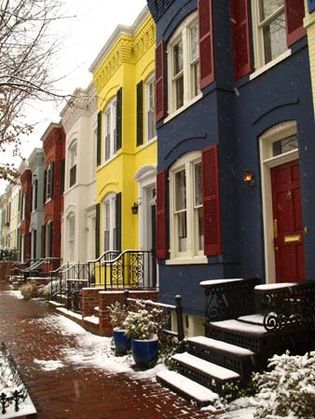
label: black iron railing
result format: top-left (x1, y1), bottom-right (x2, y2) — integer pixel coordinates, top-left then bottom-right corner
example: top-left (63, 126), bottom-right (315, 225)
top-left (103, 249), bottom-right (156, 290)
top-left (201, 278), bottom-right (260, 323)
top-left (87, 250), bottom-right (120, 286)
top-left (255, 281), bottom-right (315, 332)
top-left (10, 259), bottom-right (35, 278)
top-left (0, 343), bottom-right (28, 416)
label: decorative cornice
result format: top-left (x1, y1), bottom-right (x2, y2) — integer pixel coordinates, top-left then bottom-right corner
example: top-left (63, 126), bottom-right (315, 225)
top-left (92, 10), bottom-right (156, 95)
top-left (147, 0), bottom-right (176, 22)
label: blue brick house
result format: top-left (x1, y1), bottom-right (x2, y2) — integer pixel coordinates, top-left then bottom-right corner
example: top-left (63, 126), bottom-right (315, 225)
top-left (147, 0), bottom-right (315, 335)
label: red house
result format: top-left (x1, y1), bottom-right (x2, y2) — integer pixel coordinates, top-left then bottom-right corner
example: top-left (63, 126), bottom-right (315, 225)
top-left (42, 122), bottom-right (65, 270)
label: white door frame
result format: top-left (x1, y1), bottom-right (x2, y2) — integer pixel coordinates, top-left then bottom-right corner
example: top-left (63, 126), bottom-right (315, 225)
top-left (259, 121), bottom-right (299, 283)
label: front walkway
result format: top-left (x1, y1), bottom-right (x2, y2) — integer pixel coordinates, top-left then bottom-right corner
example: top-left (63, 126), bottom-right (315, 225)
top-left (0, 281), bottom-right (210, 419)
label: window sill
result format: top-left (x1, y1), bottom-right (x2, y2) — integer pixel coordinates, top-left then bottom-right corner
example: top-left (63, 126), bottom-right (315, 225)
top-left (250, 50), bottom-right (292, 81)
top-left (136, 137), bottom-right (157, 151)
top-left (165, 256), bottom-right (208, 265)
top-left (164, 93), bottom-right (203, 124)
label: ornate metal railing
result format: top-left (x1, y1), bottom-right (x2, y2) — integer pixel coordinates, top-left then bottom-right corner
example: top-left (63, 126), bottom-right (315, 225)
top-left (0, 343), bottom-right (28, 416)
top-left (66, 279), bottom-right (89, 313)
top-left (87, 250), bottom-right (120, 286)
top-left (124, 291), bottom-right (184, 342)
top-left (21, 257), bottom-right (61, 279)
top-left (200, 278), bottom-right (260, 323)
top-left (103, 250), bottom-right (156, 290)
top-left (255, 281), bottom-right (315, 332)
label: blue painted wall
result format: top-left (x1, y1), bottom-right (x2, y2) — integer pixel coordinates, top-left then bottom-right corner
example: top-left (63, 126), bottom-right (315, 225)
top-left (149, 0), bottom-right (315, 316)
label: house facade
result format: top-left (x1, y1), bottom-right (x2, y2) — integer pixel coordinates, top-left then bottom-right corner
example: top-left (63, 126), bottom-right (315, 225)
top-left (28, 148), bottom-right (45, 260)
top-left (42, 123), bottom-right (65, 268)
top-left (0, 189), bottom-right (10, 249)
top-left (147, 0), bottom-right (315, 333)
top-left (90, 6), bottom-right (157, 272)
top-left (61, 84), bottom-right (97, 263)
top-left (20, 165), bottom-right (32, 261)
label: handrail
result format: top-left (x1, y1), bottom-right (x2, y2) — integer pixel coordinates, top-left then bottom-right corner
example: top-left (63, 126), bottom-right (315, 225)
top-left (101, 249), bottom-right (144, 265)
top-left (87, 249), bottom-right (120, 264)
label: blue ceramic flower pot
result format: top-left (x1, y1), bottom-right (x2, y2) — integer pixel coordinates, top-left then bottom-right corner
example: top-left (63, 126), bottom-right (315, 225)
top-left (131, 337), bottom-right (158, 369)
top-left (113, 329), bottom-right (131, 355)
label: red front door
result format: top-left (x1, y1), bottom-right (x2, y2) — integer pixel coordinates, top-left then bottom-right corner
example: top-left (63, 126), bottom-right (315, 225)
top-left (271, 160), bottom-right (305, 283)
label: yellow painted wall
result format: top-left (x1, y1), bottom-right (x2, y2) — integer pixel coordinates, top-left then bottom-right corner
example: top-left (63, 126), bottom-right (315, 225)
top-left (92, 10), bottom-right (156, 254)
top-left (304, 0), bottom-right (315, 115)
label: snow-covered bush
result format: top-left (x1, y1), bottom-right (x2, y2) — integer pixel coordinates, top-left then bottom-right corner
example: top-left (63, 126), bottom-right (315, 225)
top-left (252, 351), bottom-right (315, 418)
top-left (108, 301), bottom-right (129, 329)
top-left (38, 278), bottom-right (66, 298)
top-left (123, 307), bottom-right (164, 340)
top-left (20, 281), bottom-right (38, 299)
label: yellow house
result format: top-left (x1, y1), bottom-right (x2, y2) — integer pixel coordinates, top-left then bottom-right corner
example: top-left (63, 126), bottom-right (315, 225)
top-left (305, 0), bottom-right (315, 114)
top-left (90, 7), bottom-right (157, 286)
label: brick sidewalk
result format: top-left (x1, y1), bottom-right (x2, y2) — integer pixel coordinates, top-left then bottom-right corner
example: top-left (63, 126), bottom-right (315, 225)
top-left (0, 282), bottom-right (212, 419)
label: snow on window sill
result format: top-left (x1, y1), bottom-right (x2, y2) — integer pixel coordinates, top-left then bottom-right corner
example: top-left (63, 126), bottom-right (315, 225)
top-left (165, 255), bottom-right (208, 265)
top-left (250, 49), bottom-right (292, 81)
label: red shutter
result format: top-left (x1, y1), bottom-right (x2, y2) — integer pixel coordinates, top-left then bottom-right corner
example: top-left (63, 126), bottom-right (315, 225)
top-left (155, 41), bottom-right (166, 122)
top-left (232, 0), bottom-right (252, 80)
top-left (156, 170), bottom-right (169, 259)
top-left (202, 145), bottom-right (222, 256)
top-left (198, 0), bottom-right (215, 89)
top-left (285, 0), bottom-right (306, 47)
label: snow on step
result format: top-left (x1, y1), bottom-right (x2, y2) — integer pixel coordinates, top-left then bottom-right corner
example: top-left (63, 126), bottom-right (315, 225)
top-left (255, 282), bottom-right (298, 291)
top-left (210, 319), bottom-right (267, 335)
top-left (157, 370), bottom-right (219, 404)
top-left (188, 336), bottom-right (255, 356)
top-left (238, 314), bottom-right (264, 326)
top-left (172, 352), bottom-right (240, 381)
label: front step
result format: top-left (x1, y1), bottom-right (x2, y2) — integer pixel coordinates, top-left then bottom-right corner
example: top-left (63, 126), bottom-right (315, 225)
top-left (187, 336), bottom-right (256, 378)
top-left (172, 352), bottom-right (240, 393)
top-left (156, 370), bottom-right (219, 407)
top-left (207, 319), bottom-right (270, 353)
top-left (238, 314), bottom-right (264, 326)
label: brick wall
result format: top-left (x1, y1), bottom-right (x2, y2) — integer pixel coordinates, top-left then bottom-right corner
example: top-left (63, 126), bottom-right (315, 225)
top-left (81, 288), bottom-right (101, 317)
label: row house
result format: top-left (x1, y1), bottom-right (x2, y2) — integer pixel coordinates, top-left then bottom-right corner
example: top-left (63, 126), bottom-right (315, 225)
top-left (41, 123), bottom-right (65, 270)
top-left (147, 0), bottom-right (315, 334)
top-left (60, 84), bottom-right (97, 264)
top-left (28, 148), bottom-right (45, 260)
top-left (90, 6), bottom-right (157, 284)
top-left (0, 188), bottom-right (10, 249)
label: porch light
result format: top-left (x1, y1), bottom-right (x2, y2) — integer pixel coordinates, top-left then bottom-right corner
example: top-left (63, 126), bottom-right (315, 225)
top-left (243, 170), bottom-right (255, 186)
top-left (131, 202), bottom-right (139, 215)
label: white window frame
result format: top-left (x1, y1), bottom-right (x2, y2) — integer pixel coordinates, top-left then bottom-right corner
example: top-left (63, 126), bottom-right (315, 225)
top-left (103, 193), bottom-right (116, 251)
top-left (32, 178), bottom-right (37, 211)
top-left (167, 12), bottom-right (200, 116)
top-left (68, 141), bottom-right (77, 188)
top-left (169, 151), bottom-right (205, 262)
top-left (103, 98), bottom-right (117, 163)
top-left (145, 74), bottom-right (156, 143)
top-left (251, 0), bottom-right (290, 73)
top-left (67, 213), bottom-right (75, 261)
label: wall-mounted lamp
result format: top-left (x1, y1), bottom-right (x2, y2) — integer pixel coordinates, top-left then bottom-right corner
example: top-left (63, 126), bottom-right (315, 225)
top-left (243, 170), bottom-right (255, 186)
top-left (131, 202), bottom-right (140, 215)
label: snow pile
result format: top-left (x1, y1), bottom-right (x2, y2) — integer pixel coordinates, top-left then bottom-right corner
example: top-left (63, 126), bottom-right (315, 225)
top-left (3, 290), bottom-right (23, 299)
top-left (33, 359), bottom-right (65, 371)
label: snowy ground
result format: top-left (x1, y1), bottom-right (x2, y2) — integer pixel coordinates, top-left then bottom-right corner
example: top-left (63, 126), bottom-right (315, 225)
top-left (30, 312), bottom-right (167, 380)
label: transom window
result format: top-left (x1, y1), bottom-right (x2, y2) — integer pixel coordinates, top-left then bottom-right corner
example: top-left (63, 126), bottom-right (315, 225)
top-left (145, 75), bottom-right (156, 141)
top-left (170, 152), bottom-right (204, 259)
top-left (168, 13), bottom-right (200, 113)
top-left (103, 194), bottom-right (116, 251)
top-left (252, 0), bottom-right (287, 67)
top-left (104, 99), bottom-right (117, 162)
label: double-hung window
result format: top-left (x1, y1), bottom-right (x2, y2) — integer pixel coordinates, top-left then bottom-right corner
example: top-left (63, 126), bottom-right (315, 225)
top-left (104, 99), bottom-right (117, 162)
top-left (252, 0), bottom-right (287, 68)
top-left (170, 152), bottom-right (204, 259)
top-left (69, 142), bottom-right (77, 188)
top-left (168, 13), bottom-right (200, 114)
top-left (32, 179), bottom-right (38, 211)
top-left (145, 75), bottom-right (156, 141)
top-left (67, 214), bottom-right (75, 261)
top-left (104, 194), bottom-right (116, 251)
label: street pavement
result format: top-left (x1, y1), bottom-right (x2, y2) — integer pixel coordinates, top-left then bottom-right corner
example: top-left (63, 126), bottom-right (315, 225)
top-left (0, 281), bottom-right (211, 419)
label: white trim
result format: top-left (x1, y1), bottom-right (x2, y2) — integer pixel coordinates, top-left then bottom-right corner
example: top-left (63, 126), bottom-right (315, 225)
top-left (167, 12), bottom-right (200, 117)
top-left (260, 121), bottom-right (298, 284)
top-left (166, 256), bottom-right (207, 265)
top-left (137, 169), bottom-right (156, 250)
top-left (249, 50), bottom-right (292, 80)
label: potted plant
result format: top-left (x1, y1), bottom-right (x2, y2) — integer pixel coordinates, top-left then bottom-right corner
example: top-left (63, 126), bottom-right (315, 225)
top-left (108, 301), bottom-right (130, 355)
top-left (123, 306), bottom-right (163, 369)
